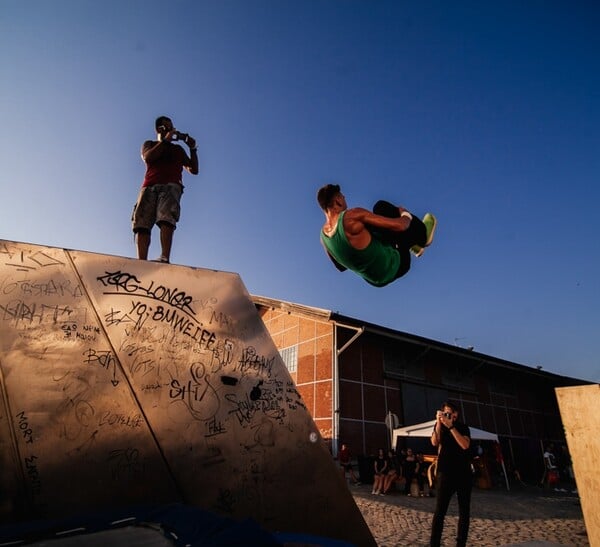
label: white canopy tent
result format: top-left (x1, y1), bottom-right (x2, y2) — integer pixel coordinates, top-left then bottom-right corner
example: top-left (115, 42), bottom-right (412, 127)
top-left (391, 419), bottom-right (510, 490)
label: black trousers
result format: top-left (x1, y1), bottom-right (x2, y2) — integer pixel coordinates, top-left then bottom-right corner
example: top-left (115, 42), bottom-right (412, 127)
top-left (403, 469), bottom-right (414, 494)
top-left (417, 472), bottom-right (427, 492)
top-left (430, 471), bottom-right (472, 547)
top-left (372, 200), bottom-right (428, 279)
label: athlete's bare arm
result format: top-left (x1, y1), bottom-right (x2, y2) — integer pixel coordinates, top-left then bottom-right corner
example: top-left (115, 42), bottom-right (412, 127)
top-left (344, 207), bottom-right (411, 249)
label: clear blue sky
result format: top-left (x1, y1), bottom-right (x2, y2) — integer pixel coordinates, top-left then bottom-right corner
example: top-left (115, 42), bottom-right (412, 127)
top-left (1, 1), bottom-right (598, 382)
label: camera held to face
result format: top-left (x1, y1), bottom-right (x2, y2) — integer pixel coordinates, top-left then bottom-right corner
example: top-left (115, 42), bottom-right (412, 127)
top-left (171, 131), bottom-right (188, 143)
top-left (442, 411), bottom-right (453, 419)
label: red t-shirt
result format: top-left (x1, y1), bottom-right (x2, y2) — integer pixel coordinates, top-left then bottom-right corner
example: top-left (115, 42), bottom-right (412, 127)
top-left (339, 447), bottom-right (351, 465)
top-left (141, 141), bottom-right (189, 187)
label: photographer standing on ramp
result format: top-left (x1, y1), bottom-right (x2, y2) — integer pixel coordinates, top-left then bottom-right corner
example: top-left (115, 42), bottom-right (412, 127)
top-left (132, 115), bottom-right (199, 263)
top-left (430, 401), bottom-right (472, 547)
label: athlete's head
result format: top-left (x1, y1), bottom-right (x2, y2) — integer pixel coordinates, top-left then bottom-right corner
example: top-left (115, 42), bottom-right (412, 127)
top-left (317, 183), bottom-right (342, 211)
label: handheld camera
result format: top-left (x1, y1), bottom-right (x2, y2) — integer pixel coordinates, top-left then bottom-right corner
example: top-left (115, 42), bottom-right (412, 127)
top-left (171, 131), bottom-right (188, 142)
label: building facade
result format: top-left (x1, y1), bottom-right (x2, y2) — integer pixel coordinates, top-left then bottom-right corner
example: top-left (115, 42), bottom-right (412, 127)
top-left (253, 295), bottom-right (589, 485)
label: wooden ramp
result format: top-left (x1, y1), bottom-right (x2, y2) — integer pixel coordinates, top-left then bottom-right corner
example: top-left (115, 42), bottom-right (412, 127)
top-left (0, 239), bottom-right (375, 546)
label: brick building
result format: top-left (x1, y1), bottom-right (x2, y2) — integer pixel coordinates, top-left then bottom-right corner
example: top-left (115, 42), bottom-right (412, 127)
top-left (252, 295), bottom-right (589, 484)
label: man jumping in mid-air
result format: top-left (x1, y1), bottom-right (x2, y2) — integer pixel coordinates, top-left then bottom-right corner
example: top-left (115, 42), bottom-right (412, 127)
top-left (317, 183), bottom-right (436, 287)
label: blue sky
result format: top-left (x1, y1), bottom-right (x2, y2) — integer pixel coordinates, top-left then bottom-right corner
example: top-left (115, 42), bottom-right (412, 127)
top-left (1, 1), bottom-right (598, 382)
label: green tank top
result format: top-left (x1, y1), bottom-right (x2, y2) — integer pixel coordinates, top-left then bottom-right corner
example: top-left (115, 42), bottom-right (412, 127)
top-left (320, 211), bottom-right (401, 287)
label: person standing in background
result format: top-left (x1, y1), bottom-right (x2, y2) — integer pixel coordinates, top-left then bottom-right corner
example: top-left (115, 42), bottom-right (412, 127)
top-left (339, 442), bottom-right (361, 485)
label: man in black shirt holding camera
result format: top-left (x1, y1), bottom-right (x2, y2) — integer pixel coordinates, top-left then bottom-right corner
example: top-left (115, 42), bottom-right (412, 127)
top-left (430, 401), bottom-right (472, 547)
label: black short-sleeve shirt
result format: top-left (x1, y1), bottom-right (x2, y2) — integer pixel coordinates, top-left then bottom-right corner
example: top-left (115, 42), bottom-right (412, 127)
top-left (437, 421), bottom-right (471, 475)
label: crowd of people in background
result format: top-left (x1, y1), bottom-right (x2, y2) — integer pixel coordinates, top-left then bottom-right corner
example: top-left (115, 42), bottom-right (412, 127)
top-left (338, 441), bottom-right (575, 495)
top-left (339, 444), bottom-right (435, 497)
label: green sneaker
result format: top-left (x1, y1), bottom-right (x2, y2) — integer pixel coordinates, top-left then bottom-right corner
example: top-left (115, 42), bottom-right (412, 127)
top-left (411, 213), bottom-right (437, 257)
top-left (423, 213), bottom-right (437, 247)
top-left (411, 244), bottom-right (425, 257)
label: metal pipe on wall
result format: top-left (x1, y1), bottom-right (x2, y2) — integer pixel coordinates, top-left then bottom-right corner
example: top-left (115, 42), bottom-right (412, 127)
top-left (331, 322), bottom-right (364, 457)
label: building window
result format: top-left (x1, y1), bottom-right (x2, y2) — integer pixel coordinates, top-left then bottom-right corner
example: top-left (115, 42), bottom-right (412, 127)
top-left (489, 375), bottom-right (517, 407)
top-left (280, 345), bottom-right (298, 373)
top-left (442, 363), bottom-right (475, 390)
top-left (383, 345), bottom-right (425, 381)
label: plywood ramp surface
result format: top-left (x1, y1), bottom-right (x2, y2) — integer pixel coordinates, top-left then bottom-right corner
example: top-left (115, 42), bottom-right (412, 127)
top-left (0, 240), bottom-right (375, 546)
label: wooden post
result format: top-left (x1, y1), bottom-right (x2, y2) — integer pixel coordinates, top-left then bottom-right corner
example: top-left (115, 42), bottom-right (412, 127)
top-left (555, 384), bottom-right (600, 547)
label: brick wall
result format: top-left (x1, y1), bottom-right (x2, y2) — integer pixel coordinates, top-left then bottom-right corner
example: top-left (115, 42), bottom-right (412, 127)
top-left (257, 307), bottom-right (335, 445)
